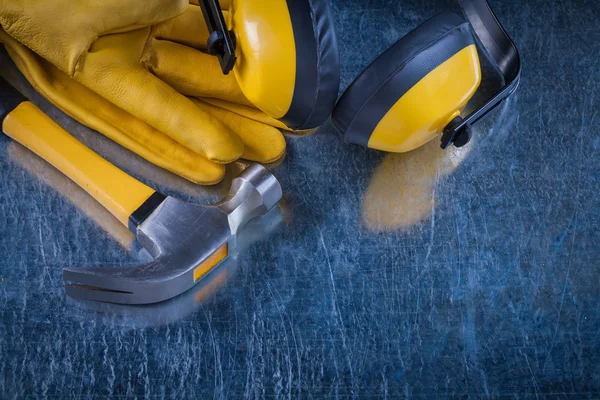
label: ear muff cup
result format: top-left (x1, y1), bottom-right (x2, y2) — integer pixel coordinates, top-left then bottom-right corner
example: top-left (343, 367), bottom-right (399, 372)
top-left (230, 0), bottom-right (340, 130)
top-left (332, 12), bottom-right (481, 152)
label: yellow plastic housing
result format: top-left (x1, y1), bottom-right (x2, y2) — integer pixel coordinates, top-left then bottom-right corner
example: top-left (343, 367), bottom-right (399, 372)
top-left (229, 0), bottom-right (296, 119)
top-left (368, 45), bottom-right (481, 153)
top-left (2, 102), bottom-right (156, 226)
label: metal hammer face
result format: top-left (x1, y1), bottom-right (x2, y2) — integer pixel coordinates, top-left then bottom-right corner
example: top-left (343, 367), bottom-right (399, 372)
top-left (64, 164), bottom-right (282, 304)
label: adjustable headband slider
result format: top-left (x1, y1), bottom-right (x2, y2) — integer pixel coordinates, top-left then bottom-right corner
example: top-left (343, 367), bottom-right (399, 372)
top-left (199, 0), bottom-right (237, 74)
top-left (440, 0), bottom-right (521, 150)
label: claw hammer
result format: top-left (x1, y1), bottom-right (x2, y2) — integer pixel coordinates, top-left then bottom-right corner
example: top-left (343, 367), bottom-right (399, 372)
top-left (0, 77), bottom-right (282, 304)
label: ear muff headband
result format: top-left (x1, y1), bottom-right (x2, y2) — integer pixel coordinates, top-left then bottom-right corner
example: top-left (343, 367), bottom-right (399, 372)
top-left (332, 12), bottom-right (480, 152)
top-left (440, 0), bottom-right (521, 148)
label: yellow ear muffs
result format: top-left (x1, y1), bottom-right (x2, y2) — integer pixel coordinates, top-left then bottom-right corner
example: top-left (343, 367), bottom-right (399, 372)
top-left (332, 12), bottom-right (482, 153)
top-left (229, 0), bottom-right (340, 130)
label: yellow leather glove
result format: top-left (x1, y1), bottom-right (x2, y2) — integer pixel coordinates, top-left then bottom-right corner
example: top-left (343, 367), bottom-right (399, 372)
top-left (0, 1), bottom-right (287, 184)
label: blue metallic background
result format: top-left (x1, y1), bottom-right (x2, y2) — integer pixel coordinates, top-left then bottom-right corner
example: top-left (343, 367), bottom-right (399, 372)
top-left (0, 0), bottom-right (599, 397)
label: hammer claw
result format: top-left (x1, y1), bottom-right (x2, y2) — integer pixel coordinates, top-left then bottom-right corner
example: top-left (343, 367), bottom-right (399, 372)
top-left (65, 284), bottom-right (135, 304)
top-left (63, 263), bottom-right (186, 304)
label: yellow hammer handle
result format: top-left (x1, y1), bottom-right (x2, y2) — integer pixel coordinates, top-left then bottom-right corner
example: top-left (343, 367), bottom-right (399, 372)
top-left (2, 101), bottom-right (156, 227)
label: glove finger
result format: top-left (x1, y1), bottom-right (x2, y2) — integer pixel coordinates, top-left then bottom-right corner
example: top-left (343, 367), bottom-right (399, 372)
top-left (154, 4), bottom-right (215, 50)
top-left (200, 98), bottom-right (289, 130)
top-left (151, 5), bottom-right (250, 105)
top-left (149, 37), bottom-right (250, 106)
top-left (78, 29), bottom-right (244, 164)
top-left (190, 98), bottom-right (286, 163)
top-left (199, 98), bottom-right (317, 136)
top-left (1, 31), bottom-right (226, 184)
top-left (199, 97), bottom-right (317, 136)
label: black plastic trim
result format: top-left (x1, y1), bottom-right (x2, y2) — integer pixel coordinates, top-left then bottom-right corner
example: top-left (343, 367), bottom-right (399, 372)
top-left (128, 192), bottom-right (167, 233)
top-left (199, 0), bottom-right (237, 74)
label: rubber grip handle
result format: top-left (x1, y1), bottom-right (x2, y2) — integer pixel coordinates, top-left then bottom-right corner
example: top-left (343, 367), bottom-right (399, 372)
top-left (1, 101), bottom-right (157, 227)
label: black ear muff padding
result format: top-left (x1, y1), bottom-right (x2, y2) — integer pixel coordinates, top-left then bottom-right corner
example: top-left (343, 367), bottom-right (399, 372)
top-left (332, 12), bottom-right (476, 147)
top-left (279, 0), bottom-right (340, 130)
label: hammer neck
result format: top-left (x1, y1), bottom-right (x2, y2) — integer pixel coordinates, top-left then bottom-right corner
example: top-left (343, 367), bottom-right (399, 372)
top-left (218, 180), bottom-right (265, 236)
top-left (217, 165), bottom-right (282, 236)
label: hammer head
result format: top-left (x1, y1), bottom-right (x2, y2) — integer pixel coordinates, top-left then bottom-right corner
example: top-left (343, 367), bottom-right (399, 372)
top-left (70, 205), bottom-right (283, 327)
top-left (64, 164), bottom-right (282, 304)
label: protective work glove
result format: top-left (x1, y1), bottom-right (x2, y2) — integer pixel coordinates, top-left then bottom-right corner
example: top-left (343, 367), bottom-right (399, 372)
top-left (0, 0), bottom-right (291, 184)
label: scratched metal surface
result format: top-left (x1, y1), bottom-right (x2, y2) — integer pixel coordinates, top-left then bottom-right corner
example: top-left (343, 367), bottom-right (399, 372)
top-left (0, 0), bottom-right (599, 397)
